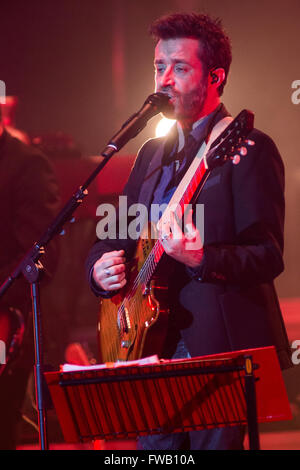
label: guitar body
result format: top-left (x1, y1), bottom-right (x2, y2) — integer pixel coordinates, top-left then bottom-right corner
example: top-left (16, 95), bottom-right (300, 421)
top-left (98, 223), bottom-right (170, 363)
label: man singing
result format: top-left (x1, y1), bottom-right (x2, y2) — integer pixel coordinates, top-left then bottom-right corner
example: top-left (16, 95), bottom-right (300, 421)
top-left (86, 13), bottom-right (291, 450)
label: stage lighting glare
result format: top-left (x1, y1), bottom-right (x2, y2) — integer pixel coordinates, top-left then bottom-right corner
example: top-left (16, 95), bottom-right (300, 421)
top-left (155, 117), bottom-right (176, 137)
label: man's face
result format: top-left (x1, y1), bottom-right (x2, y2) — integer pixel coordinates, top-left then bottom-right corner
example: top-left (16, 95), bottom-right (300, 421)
top-left (154, 37), bottom-right (208, 124)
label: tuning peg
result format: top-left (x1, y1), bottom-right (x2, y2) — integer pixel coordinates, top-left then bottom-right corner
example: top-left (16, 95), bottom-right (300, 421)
top-left (232, 154), bottom-right (240, 165)
top-left (245, 139), bottom-right (255, 146)
top-left (239, 146), bottom-right (248, 156)
top-left (60, 229), bottom-right (66, 236)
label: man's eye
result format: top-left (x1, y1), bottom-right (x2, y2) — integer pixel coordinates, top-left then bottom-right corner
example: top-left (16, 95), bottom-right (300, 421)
top-left (155, 66), bottom-right (165, 74)
top-left (175, 65), bottom-right (188, 73)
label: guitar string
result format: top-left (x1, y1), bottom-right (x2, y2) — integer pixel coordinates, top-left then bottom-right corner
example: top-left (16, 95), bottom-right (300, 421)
top-left (113, 240), bottom-right (164, 355)
top-left (117, 240), bottom-right (163, 335)
top-left (117, 127), bottom-right (248, 331)
top-left (124, 155), bottom-right (208, 299)
top-left (117, 170), bottom-right (200, 336)
top-left (116, 158), bottom-right (207, 337)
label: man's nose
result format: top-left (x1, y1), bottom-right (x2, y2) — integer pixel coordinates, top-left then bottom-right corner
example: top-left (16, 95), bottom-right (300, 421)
top-left (160, 67), bottom-right (174, 88)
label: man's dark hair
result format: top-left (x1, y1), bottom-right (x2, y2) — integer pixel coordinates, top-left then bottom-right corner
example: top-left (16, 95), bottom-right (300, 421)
top-left (149, 12), bottom-right (232, 96)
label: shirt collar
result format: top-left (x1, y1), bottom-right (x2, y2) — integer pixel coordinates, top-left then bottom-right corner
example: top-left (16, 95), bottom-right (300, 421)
top-left (176, 103), bottom-right (222, 152)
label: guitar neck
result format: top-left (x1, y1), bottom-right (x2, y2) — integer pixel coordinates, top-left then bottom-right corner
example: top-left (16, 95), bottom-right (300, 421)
top-left (138, 158), bottom-right (210, 286)
top-left (135, 109), bottom-right (255, 288)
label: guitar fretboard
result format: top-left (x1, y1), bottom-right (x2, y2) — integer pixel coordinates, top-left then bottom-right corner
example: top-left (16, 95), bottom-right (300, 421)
top-left (127, 157), bottom-right (210, 296)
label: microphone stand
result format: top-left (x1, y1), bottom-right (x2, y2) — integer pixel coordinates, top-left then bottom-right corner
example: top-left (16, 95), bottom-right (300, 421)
top-left (0, 92), bottom-right (170, 450)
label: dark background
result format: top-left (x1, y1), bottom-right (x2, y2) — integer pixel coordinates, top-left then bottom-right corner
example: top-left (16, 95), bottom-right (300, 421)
top-left (1, 0), bottom-right (300, 444)
top-left (1, 0), bottom-right (299, 297)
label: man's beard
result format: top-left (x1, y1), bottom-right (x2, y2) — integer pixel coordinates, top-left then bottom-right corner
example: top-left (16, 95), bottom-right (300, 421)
top-left (159, 79), bottom-right (208, 122)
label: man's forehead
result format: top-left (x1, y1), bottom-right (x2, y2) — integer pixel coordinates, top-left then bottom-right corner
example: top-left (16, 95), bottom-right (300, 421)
top-left (154, 37), bottom-right (201, 62)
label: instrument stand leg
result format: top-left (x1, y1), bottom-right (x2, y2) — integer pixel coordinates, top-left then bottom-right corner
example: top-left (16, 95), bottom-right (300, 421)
top-left (24, 260), bottom-right (49, 450)
top-left (244, 355), bottom-right (260, 450)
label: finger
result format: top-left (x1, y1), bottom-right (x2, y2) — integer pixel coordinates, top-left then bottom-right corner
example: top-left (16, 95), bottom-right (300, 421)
top-left (101, 265), bottom-right (125, 282)
top-left (185, 228), bottom-right (197, 240)
top-left (96, 270), bottom-right (126, 290)
top-left (157, 212), bottom-right (170, 233)
top-left (183, 208), bottom-right (197, 239)
top-left (159, 219), bottom-right (172, 240)
top-left (106, 263), bottom-right (126, 276)
top-left (102, 256), bottom-right (126, 269)
top-left (93, 257), bottom-right (124, 280)
top-left (184, 207), bottom-right (193, 227)
top-left (92, 266), bottom-right (108, 290)
top-left (101, 250), bottom-right (125, 260)
top-left (108, 278), bottom-right (127, 291)
top-left (185, 222), bottom-right (197, 239)
top-left (185, 225), bottom-right (203, 250)
top-left (107, 271), bottom-right (126, 284)
top-left (169, 211), bottom-right (183, 240)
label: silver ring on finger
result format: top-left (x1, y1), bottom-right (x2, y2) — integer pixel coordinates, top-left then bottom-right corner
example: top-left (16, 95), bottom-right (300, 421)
top-left (104, 268), bottom-right (110, 277)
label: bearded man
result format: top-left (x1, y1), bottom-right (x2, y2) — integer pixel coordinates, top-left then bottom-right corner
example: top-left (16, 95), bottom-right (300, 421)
top-left (86, 13), bottom-right (291, 450)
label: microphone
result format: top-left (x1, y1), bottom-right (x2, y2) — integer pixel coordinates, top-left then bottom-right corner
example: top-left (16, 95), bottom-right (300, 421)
top-left (101, 92), bottom-right (171, 157)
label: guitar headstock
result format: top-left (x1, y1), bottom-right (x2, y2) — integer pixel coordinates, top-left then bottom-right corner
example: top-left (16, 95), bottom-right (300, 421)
top-left (206, 109), bottom-right (255, 170)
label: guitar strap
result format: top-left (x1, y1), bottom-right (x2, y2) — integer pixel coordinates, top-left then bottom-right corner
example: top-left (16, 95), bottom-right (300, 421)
top-left (159, 116), bottom-right (233, 225)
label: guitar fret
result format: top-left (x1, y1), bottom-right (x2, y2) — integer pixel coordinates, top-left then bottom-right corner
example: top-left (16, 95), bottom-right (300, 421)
top-left (135, 160), bottom-right (208, 292)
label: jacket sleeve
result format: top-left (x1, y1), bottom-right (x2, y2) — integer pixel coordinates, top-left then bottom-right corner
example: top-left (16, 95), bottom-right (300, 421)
top-left (0, 146), bottom-right (60, 310)
top-left (187, 131), bottom-right (285, 285)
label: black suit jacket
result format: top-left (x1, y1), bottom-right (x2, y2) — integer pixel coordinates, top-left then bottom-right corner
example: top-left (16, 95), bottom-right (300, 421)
top-left (0, 130), bottom-right (60, 316)
top-left (86, 108), bottom-right (292, 370)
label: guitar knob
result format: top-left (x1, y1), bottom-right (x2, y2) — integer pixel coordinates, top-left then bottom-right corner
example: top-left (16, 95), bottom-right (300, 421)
top-left (245, 139), bottom-right (255, 146)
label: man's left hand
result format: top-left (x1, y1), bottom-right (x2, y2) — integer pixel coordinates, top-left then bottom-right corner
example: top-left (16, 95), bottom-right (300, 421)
top-left (158, 210), bottom-right (203, 267)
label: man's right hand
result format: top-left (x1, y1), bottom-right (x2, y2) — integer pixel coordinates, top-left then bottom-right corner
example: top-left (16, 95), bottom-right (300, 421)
top-left (92, 250), bottom-right (127, 291)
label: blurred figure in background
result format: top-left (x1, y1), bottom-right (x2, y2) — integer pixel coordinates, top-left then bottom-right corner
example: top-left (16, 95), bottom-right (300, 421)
top-left (0, 102), bottom-right (60, 449)
top-left (0, 95), bottom-right (30, 145)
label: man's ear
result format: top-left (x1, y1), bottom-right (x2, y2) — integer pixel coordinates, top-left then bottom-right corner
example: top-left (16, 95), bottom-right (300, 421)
top-left (209, 68), bottom-right (225, 86)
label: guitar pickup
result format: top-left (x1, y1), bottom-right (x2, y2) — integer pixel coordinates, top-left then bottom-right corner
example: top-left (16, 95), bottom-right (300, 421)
top-left (117, 305), bottom-right (131, 333)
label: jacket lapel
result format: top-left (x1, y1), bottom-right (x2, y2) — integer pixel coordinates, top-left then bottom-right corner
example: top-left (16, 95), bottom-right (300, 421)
top-left (138, 127), bottom-right (177, 210)
top-left (137, 104), bottom-right (230, 210)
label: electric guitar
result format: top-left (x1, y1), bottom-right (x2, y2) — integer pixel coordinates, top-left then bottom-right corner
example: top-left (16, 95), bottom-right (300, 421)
top-left (98, 109), bottom-right (255, 363)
